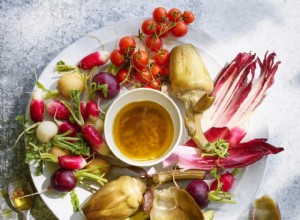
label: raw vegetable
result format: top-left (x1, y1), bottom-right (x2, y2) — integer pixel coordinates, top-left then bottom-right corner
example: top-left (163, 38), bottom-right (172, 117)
top-left (48, 146), bottom-right (70, 157)
top-left (210, 171), bottom-right (235, 192)
top-left (164, 139), bottom-right (284, 170)
top-left (92, 72), bottom-right (120, 99)
top-left (78, 50), bottom-right (110, 70)
top-left (150, 187), bottom-right (204, 220)
top-left (55, 120), bottom-right (77, 137)
top-left (84, 101), bottom-right (100, 121)
top-left (85, 157), bottom-right (111, 176)
top-left (168, 44), bottom-right (215, 150)
top-left (58, 155), bottom-right (87, 170)
top-left (46, 99), bottom-right (70, 120)
top-left (186, 180), bottom-right (210, 209)
top-left (36, 121), bottom-right (58, 143)
top-left (249, 195), bottom-right (281, 220)
top-left (57, 73), bottom-right (84, 99)
top-left (51, 169), bottom-right (77, 192)
top-left (29, 89), bottom-right (45, 122)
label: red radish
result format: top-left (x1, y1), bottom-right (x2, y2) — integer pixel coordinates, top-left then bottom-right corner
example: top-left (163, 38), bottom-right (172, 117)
top-left (210, 172), bottom-right (235, 192)
top-left (86, 116), bottom-right (104, 135)
top-left (79, 51), bottom-right (110, 70)
top-left (36, 121), bottom-right (58, 143)
top-left (30, 89), bottom-right (45, 122)
top-left (81, 124), bottom-right (110, 156)
top-left (51, 169), bottom-right (77, 192)
top-left (58, 155), bottom-right (87, 170)
top-left (46, 99), bottom-right (70, 120)
top-left (55, 120), bottom-right (77, 137)
top-left (85, 101), bottom-right (100, 120)
top-left (92, 72), bottom-right (120, 99)
top-left (80, 101), bottom-right (87, 121)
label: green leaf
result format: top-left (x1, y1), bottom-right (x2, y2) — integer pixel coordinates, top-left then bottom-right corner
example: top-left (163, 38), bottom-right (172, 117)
top-left (91, 82), bottom-right (108, 98)
top-left (70, 190), bottom-right (80, 212)
top-left (55, 60), bottom-right (77, 73)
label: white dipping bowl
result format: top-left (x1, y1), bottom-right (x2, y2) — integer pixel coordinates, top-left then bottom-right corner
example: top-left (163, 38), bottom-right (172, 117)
top-left (104, 88), bottom-right (183, 167)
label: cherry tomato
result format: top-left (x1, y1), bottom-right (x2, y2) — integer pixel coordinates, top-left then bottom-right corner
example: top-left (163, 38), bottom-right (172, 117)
top-left (150, 64), bottom-right (162, 78)
top-left (148, 79), bottom-right (161, 90)
top-left (110, 49), bottom-right (125, 66)
top-left (183, 11), bottom-right (195, 24)
top-left (141, 19), bottom-right (157, 35)
top-left (171, 22), bottom-right (188, 37)
top-left (116, 69), bottom-right (129, 83)
top-left (167, 8), bottom-right (182, 22)
top-left (132, 50), bottom-right (149, 71)
top-left (161, 65), bottom-right (169, 77)
top-left (155, 22), bottom-right (170, 38)
top-left (119, 36), bottom-right (136, 55)
top-left (145, 36), bottom-right (162, 52)
top-left (153, 49), bottom-right (170, 66)
top-left (135, 70), bottom-right (152, 84)
top-left (153, 7), bottom-right (167, 22)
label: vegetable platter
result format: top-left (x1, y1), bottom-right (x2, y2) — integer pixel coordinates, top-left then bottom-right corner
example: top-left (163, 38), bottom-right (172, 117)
top-left (18, 8), bottom-right (283, 220)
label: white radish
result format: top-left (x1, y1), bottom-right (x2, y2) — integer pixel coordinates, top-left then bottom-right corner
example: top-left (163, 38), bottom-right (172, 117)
top-left (36, 121), bottom-right (58, 143)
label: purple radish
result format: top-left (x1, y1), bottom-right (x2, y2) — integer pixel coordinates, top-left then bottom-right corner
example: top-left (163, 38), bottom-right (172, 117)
top-left (58, 155), bottom-right (87, 170)
top-left (30, 90), bottom-right (45, 122)
top-left (92, 72), bottom-right (120, 99)
top-left (81, 124), bottom-right (110, 156)
top-left (51, 169), bottom-right (77, 192)
top-left (186, 180), bottom-right (210, 209)
top-left (79, 51), bottom-right (110, 70)
top-left (46, 99), bottom-right (70, 120)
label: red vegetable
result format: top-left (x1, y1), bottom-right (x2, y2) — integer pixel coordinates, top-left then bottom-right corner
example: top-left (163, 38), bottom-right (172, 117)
top-left (55, 120), bottom-right (77, 137)
top-left (30, 90), bottom-right (45, 122)
top-left (79, 51), bottom-right (110, 70)
top-left (51, 169), bottom-right (77, 192)
top-left (92, 72), bottom-right (120, 99)
top-left (210, 172), bottom-right (235, 192)
top-left (164, 139), bottom-right (284, 170)
top-left (81, 124), bottom-right (110, 156)
top-left (46, 99), bottom-right (70, 120)
top-left (84, 101), bottom-right (100, 120)
top-left (58, 155), bottom-right (87, 170)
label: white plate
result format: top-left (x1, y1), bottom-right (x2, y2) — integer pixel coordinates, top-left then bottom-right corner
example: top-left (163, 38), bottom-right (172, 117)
top-left (28, 17), bottom-right (268, 220)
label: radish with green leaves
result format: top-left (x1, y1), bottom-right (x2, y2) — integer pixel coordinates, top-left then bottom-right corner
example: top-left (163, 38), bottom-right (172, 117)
top-left (92, 72), bottom-right (120, 99)
top-left (36, 121), bottom-right (58, 143)
top-left (58, 155), bottom-right (87, 170)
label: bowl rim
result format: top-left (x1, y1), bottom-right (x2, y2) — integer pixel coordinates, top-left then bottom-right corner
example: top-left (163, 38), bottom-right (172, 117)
top-left (104, 88), bottom-right (183, 167)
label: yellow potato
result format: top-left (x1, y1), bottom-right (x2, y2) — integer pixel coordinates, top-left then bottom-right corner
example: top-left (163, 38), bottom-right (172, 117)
top-left (58, 73), bottom-right (84, 99)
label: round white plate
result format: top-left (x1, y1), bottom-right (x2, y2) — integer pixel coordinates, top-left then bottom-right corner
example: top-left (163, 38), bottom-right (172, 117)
top-left (29, 17), bottom-right (268, 220)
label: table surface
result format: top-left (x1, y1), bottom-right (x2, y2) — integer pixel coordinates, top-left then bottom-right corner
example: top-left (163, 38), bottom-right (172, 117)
top-left (1, 0), bottom-right (299, 219)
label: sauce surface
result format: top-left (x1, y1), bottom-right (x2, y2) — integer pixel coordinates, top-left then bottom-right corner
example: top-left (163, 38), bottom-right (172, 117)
top-left (113, 101), bottom-right (174, 161)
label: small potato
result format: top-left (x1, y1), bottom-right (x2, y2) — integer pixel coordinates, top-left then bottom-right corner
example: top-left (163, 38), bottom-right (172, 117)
top-left (48, 146), bottom-right (70, 157)
top-left (86, 157), bottom-right (111, 176)
top-left (58, 73), bottom-right (84, 99)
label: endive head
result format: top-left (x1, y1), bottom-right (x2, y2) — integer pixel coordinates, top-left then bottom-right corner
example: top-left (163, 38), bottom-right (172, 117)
top-left (82, 176), bottom-right (147, 220)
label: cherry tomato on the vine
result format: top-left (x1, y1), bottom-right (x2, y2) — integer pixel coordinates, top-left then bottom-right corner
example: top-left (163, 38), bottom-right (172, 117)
top-left (135, 70), bottom-right (152, 84)
top-left (161, 65), bottom-right (169, 77)
top-left (148, 79), bottom-right (161, 90)
top-left (150, 64), bottom-right (162, 79)
top-left (155, 22), bottom-right (170, 38)
top-left (167, 8), bottom-right (182, 22)
top-left (153, 7), bottom-right (168, 22)
top-left (153, 49), bottom-right (170, 66)
top-left (171, 22), bottom-right (188, 37)
top-left (116, 69), bottom-right (129, 83)
top-left (132, 50), bottom-right (149, 71)
top-left (141, 19), bottom-right (157, 35)
top-left (119, 36), bottom-right (136, 55)
top-left (145, 36), bottom-right (162, 52)
top-left (183, 11), bottom-right (195, 24)
top-left (110, 49), bottom-right (125, 66)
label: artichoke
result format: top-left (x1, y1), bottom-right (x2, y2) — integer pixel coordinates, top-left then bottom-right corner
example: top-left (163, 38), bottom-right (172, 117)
top-left (150, 186), bottom-right (204, 220)
top-left (82, 176), bottom-right (147, 220)
top-left (169, 44), bottom-right (214, 149)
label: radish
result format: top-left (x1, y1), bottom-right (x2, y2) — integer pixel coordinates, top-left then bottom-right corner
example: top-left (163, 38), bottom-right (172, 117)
top-left (58, 155), bottom-right (87, 170)
top-left (30, 89), bottom-right (45, 122)
top-left (79, 51), bottom-right (110, 70)
top-left (80, 101), bottom-right (87, 120)
top-left (81, 124), bottom-right (110, 156)
top-left (36, 121), bottom-right (58, 143)
top-left (92, 72), bottom-right (120, 99)
top-left (86, 116), bottom-right (104, 135)
top-left (46, 100), bottom-right (70, 120)
top-left (55, 119), bottom-right (77, 137)
top-left (84, 101), bottom-right (100, 120)
top-left (210, 172), bottom-right (235, 192)
top-left (51, 169), bottom-right (77, 192)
